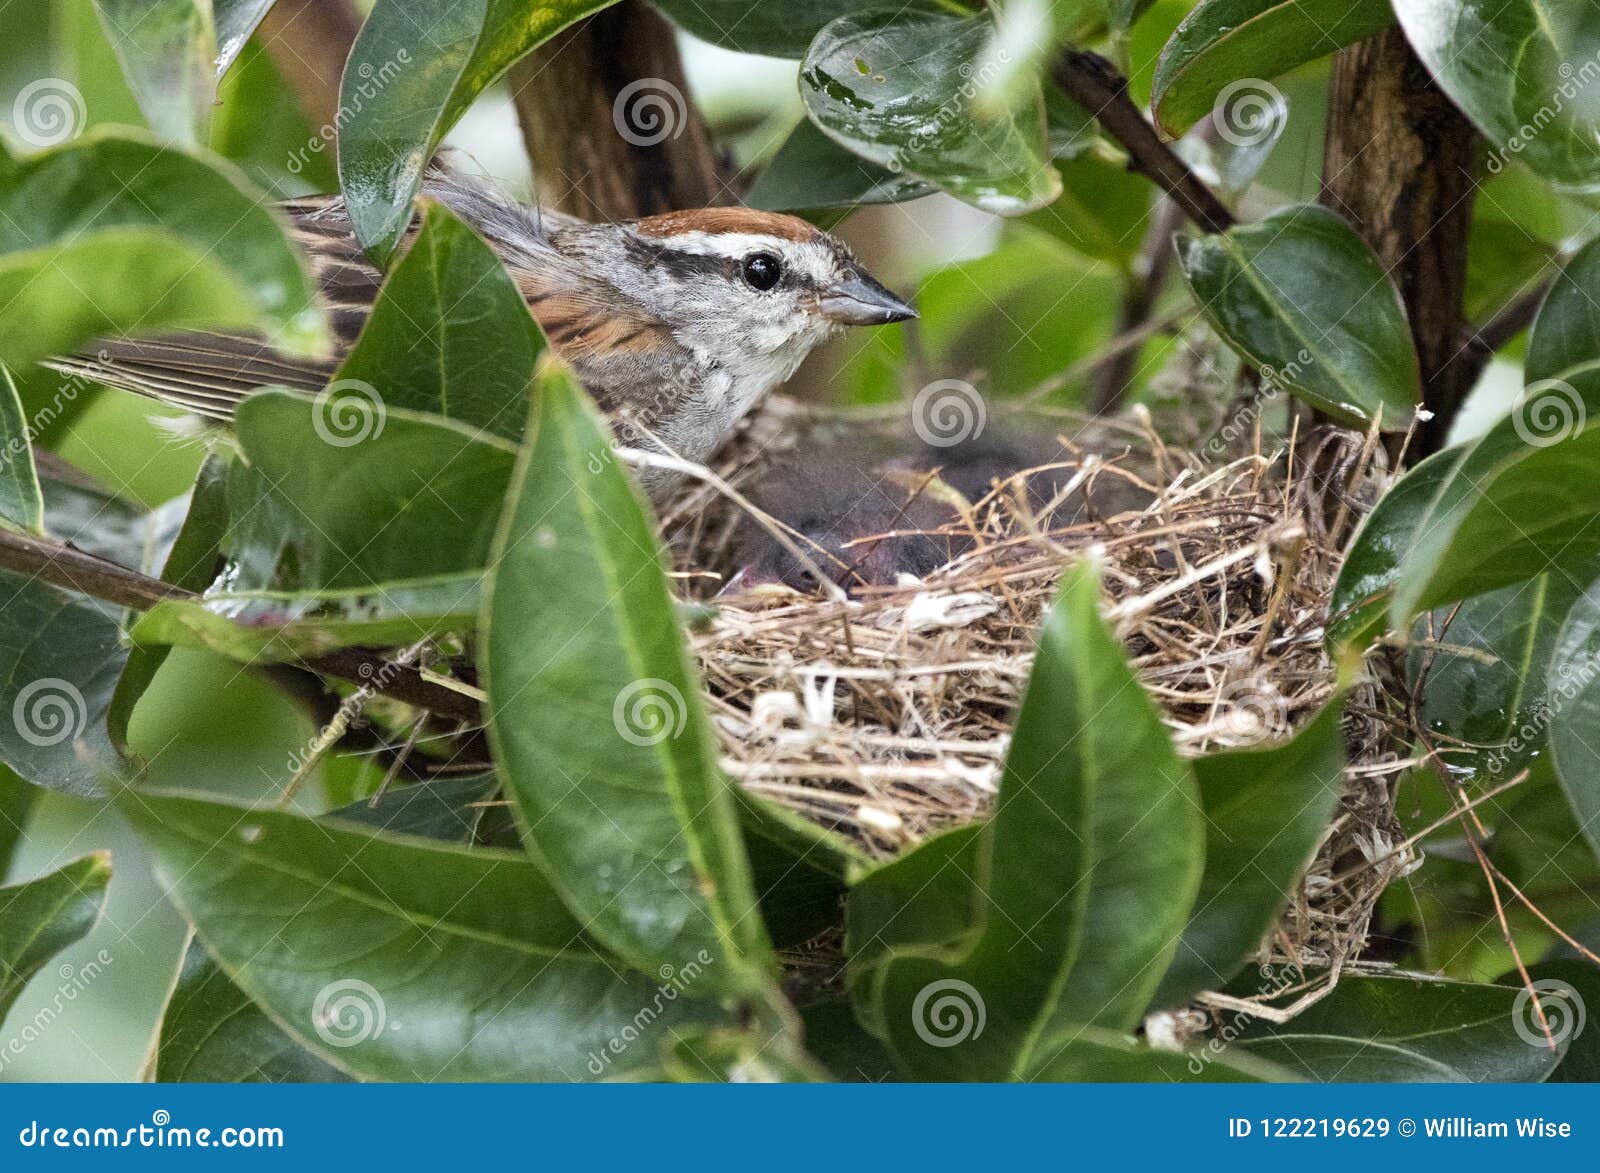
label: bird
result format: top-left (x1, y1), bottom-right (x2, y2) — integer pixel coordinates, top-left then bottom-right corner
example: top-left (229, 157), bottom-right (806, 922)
top-left (726, 421), bottom-right (1155, 593)
top-left (48, 170), bottom-right (916, 500)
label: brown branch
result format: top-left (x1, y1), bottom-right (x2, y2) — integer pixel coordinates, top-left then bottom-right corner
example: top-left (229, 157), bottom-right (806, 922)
top-left (508, 1), bottom-right (732, 219)
top-left (256, 0), bottom-right (364, 129)
top-left (0, 527), bottom-right (481, 724)
top-left (1321, 27), bottom-right (1483, 459)
top-left (1051, 50), bottom-right (1236, 236)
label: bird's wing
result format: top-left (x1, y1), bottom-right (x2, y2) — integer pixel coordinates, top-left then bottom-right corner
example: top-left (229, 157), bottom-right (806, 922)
top-left (45, 177), bottom-right (593, 422)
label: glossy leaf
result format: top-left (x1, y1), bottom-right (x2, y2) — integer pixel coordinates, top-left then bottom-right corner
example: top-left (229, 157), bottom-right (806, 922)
top-left (1410, 567), bottom-right (1598, 787)
top-left (339, 0), bottom-right (618, 262)
top-left (1527, 236), bottom-right (1600, 383)
top-left (1546, 581), bottom-right (1600, 860)
top-left (1023, 1025), bottom-right (1299, 1081)
top-left (1176, 204), bottom-right (1421, 428)
top-left (800, 10), bottom-right (1061, 217)
top-left (1152, 0), bottom-right (1394, 137)
top-left (1151, 702), bottom-right (1346, 1009)
top-left (0, 479), bottom-right (159, 796)
top-left (483, 363), bottom-right (773, 995)
top-left (227, 390), bottom-right (516, 592)
top-left (866, 564), bottom-right (1204, 1080)
top-left (213, 1), bottom-right (279, 77)
top-left (109, 452), bottom-right (231, 750)
top-left (156, 936), bottom-right (347, 1083)
top-left (0, 770), bottom-right (35, 878)
top-left (0, 367), bottom-right (43, 533)
top-left (90, 0), bottom-right (210, 143)
top-left (1394, 0), bottom-right (1600, 191)
top-left (1236, 973), bottom-right (1569, 1081)
top-left (1326, 445), bottom-right (1464, 649)
top-left (746, 119), bottom-right (937, 215)
top-left (1386, 381), bottom-right (1600, 625)
top-left (324, 774), bottom-right (501, 843)
top-left (122, 789), bottom-right (737, 1080)
top-left (333, 201), bottom-right (545, 442)
top-left (650, 0), bottom-right (938, 57)
top-left (0, 131), bottom-right (323, 360)
top-left (0, 853), bottom-right (110, 1024)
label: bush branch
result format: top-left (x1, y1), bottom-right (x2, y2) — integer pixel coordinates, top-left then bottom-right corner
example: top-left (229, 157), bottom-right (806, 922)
top-left (1051, 50), bottom-right (1236, 236)
top-left (0, 526), bottom-right (481, 724)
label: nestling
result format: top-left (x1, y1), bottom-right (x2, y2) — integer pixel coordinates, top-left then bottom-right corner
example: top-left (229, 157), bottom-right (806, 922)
top-left (54, 171), bottom-right (915, 498)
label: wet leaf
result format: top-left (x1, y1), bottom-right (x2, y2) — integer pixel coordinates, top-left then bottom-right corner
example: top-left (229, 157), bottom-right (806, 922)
top-left (801, 10), bottom-right (1061, 216)
top-left (483, 363), bottom-right (774, 995)
top-left (1152, 0), bottom-right (1394, 137)
top-left (1176, 204), bottom-right (1421, 428)
top-left (339, 0), bottom-right (618, 262)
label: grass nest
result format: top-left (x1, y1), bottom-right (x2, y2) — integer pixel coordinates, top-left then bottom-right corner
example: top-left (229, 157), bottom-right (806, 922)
top-left (654, 389), bottom-right (1421, 1003)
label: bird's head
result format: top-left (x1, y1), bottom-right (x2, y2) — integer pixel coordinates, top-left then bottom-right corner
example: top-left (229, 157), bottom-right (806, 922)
top-left (618, 207), bottom-right (916, 376)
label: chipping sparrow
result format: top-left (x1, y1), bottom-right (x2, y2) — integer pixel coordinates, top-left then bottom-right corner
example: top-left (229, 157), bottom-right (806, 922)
top-left (51, 171), bottom-right (915, 499)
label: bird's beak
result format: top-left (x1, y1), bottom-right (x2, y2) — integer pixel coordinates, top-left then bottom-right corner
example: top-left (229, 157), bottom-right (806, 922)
top-left (819, 265), bottom-right (918, 326)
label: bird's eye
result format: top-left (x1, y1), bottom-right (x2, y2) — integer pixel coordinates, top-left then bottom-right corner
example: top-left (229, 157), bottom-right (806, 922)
top-left (742, 252), bottom-right (782, 292)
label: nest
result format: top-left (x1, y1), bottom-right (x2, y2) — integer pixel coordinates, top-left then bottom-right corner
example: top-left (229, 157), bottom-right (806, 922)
top-left (654, 391), bottom-right (1421, 986)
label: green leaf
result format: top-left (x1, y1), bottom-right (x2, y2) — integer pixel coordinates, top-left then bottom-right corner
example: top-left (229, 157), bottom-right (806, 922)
top-left (213, 1), bottom-right (279, 77)
top-left (800, 998), bottom-right (901, 1083)
top-left (1151, 702), bottom-right (1346, 1009)
top-left (324, 774), bottom-right (501, 843)
top-left (109, 452), bottom-right (231, 750)
top-left (1327, 444), bottom-right (1465, 649)
top-left (1410, 567), bottom-right (1598, 787)
top-left (0, 367), bottom-right (43, 533)
top-left (0, 131), bottom-right (324, 359)
top-left (735, 794), bottom-right (856, 949)
top-left (332, 201), bottom-right (546, 442)
top-left (1524, 961), bottom-right (1600, 1083)
top-left (1387, 384), bottom-right (1600, 625)
top-left (483, 362), bottom-right (773, 995)
top-left (0, 852), bottom-right (110, 1025)
top-left (1236, 973), bottom-right (1569, 1081)
top-left (339, 0), bottom-right (618, 262)
top-left (800, 10), bottom-right (1062, 216)
top-left (846, 824), bottom-right (984, 978)
top-left (227, 390), bottom-right (516, 592)
top-left (156, 936), bottom-right (347, 1082)
top-left (1546, 580), bottom-right (1600, 860)
top-left (0, 770), bottom-right (36, 878)
top-left (1528, 236), bottom-right (1600, 383)
top-left (121, 788), bottom-right (738, 1080)
top-left (1023, 1025), bottom-right (1300, 1081)
top-left (90, 0), bottom-right (210, 144)
top-left (1152, 0), bottom-right (1394, 137)
top-left (1023, 154), bottom-right (1153, 271)
top-left (650, 0), bottom-right (940, 57)
top-left (1394, 0), bottom-right (1600, 191)
top-left (746, 118), bottom-right (938, 215)
top-left (0, 478), bottom-right (161, 796)
top-left (131, 575), bottom-right (484, 664)
top-left (1176, 204), bottom-right (1421, 429)
top-left (864, 563), bottom-right (1203, 1079)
